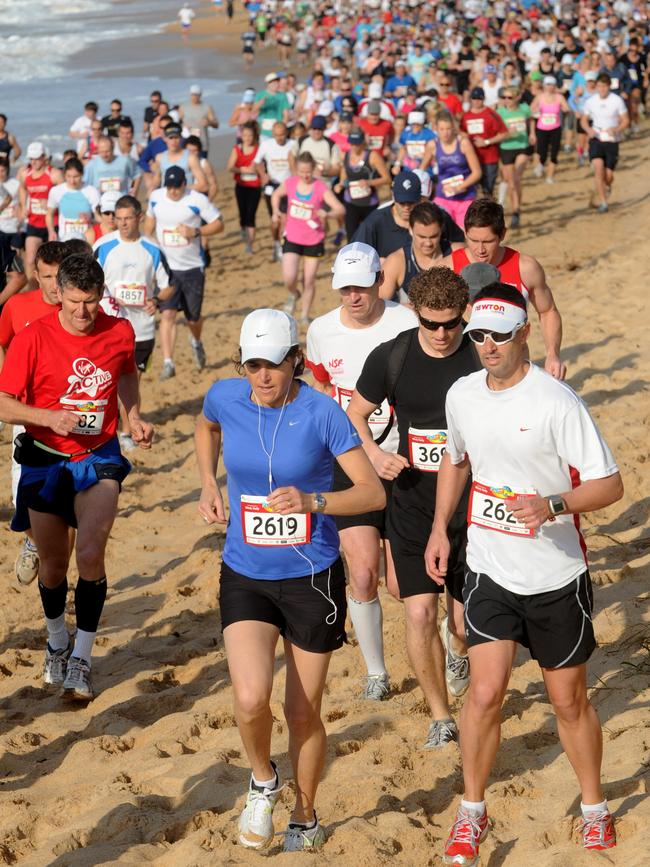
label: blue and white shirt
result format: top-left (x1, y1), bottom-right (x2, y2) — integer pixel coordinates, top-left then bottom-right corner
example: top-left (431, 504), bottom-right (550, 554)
top-left (147, 188), bottom-right (222, 271)
top-left (47, 183), bottom-right (100, 240)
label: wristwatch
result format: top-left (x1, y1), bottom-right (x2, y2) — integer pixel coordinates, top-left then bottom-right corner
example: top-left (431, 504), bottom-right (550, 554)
top-left (313, 493), bottom-right (327, 513)
top-left (547, 495), bottom-right (567, 522)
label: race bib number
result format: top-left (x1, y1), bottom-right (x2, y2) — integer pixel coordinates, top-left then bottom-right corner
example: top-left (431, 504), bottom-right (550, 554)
top-left (270, 158), bottom-right (289, 173)
top-left (406, 141), bottom-right (425, 158)
top-left (239, 171), bottom-right (258, 182)
top-left (408, 428), bottom-right (447, 473)
top-left (162, 228), bottom-right (189, 247)
top-left (597, 129), bottom-right (615, 143)
top-left (468, 480), bottom-right (536, 537)
top-left (289, 202), bottom-right (312, 220)
top-left (99, 177), bottom-right (121, 193)
top-left (442, 174), bottom-right (464, 197)
top-left (507, 118), bottom-right (527, 134)
top-left (1, 203), bottom-right (16, 220)
top-left (539, 112), bottom-right (557, 128)
top-left (629, 69), bottom-right (638, 82)
top-left (261, 118), bottom-right (275, 132)
top-left (61, 217), bottom-right (89, 238)
top-left (241, 495), bottom-right (311, 546)
top-left (368, 135), bottom-right (384, 150)
top-left (335, 386), bottom-right (390, 428)
top-left (466, 119), bottom-right (485, 135)
top-left (349, 180), bottom-right (370, 199)
top-left (61, 399), bottom-right (108, 437)
top-left (30, 198), bottom-right (48, 215)
top-left (115, 283), bottom-right (147, 307)
top-left (610, 78), bottom-right (619, 90)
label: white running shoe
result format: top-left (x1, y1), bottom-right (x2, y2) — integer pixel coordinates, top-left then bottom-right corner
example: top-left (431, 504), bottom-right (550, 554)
top-left (282, 295), bottom-right (296, 315)
top-left (160, 360), bottom-right (176, 381)
top-left (363, 673), bottom-right (391, 701)
top-left (441, 616), bottom-right (470, 697)
top-left (423, 718), bottom-right (458, 750)
top-left (533, 164), bottom-right (544, 178)
top-left (16, 537), bottom-right (39, 586)
top-left (283, 814), bottom-right (326, 852)
top-left (239, 764), bottom-right (283, 849)
top-left (63, 656), bottom-right (94, 701)
top-left (43, 640), bottom-right (72, 686)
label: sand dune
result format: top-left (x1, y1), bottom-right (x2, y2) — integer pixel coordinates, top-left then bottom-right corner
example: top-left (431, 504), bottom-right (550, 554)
top-left (0, 126), bottom-right (648, 866)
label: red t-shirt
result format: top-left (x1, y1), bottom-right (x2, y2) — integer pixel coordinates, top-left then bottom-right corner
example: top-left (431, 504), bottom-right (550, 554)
top-left (358, 117), bottom-right (393, 152)
top-left (0, 290), bottom-right (58, 349)
top-left (439, 93), bottom-right (463, 117)
top-left (0, 309), bottom-right (136, 455)
top-left (460, 109), bottom-right (508, 165)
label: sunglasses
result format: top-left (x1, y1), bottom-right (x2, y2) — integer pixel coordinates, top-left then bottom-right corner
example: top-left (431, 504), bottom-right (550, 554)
top-left (418, 313), bottom-right (463, 331)
top-left (467, 324), bottom-right (524, 345)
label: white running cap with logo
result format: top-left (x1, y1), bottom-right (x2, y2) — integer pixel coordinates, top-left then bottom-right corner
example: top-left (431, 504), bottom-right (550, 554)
top-left (27, 142), bottom-right (45, 159)
top-left (464, 297), bottom-right (527, 334)
top-left (240, 309), bottom-right (299, 364)
top-left (331, 242), bottom-right (381, 290)
top-left (412, 168), bottom-right (432, 198)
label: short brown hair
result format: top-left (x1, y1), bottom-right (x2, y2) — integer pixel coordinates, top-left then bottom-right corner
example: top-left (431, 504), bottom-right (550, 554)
top-left (464, 198), bottom-right (506, 237)
top-left (409, 201), bottom-right (445, 228)
top-left (408, 266), bottom-right (469, 312)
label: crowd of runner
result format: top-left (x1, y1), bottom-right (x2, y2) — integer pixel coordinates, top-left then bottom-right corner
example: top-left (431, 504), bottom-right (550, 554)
top-left (0, 0), bottom-right (645, 861)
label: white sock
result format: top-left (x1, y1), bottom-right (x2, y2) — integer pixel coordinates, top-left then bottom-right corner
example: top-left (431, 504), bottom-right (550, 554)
top-left (45, 614), bottom-right (69, 651)
top-left (164, 357), bottom-right (173, 365)
top-left (461, 799), bottom-right (486, 815)
top-left (581, 800), bottom-right (608, 816)
top-left (252, 769), bottom-right (278, 790)
top-left (72, 629), bottom-right (95, 665)
top-left (191, 337), bottom-right (202, 347)
top-left (348, 595), bottom-right (386, 677)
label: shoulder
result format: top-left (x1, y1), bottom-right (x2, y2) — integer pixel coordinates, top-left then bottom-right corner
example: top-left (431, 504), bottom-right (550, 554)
top-left (94, 235), bottom-right (121, 259)
top-left (447, 368), bottom-right (486, 403)
top-left (383, 301), bottom-right (418, 326)
top-left (309, 306), bottom-right (340, 336)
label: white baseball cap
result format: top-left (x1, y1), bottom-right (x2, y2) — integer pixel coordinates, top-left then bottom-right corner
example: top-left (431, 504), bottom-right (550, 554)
top-left (265, 72), bottom-right (280, 84)
top-left (368, 82), bottom-right (383, 99)
top-left (464, 297), bottom-right (527, 334)
top-left (543, 75), bottom-right (557, 86)
top-left (412, 168), bottom-right (432, 198)
top-left (27, 142), bottom-right (45, 159)
top-left (190, 84), bottom-right (202, 95)
top-left (408, 110), bottom-right (426, 126)
top-left (331, 242), bottom-right (381, 290)
top-left (240, 309), bottom-right (299, 364)
top-left (99, 190), bottom-right (121, 213)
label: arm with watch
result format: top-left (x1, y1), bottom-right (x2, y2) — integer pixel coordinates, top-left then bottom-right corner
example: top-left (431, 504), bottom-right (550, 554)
top-left (505, 474), bottom-right (624, 531)
top-left (265, 445), bottom-right (386, 517)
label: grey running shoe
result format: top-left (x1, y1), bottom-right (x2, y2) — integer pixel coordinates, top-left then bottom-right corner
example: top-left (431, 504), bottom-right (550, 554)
top-left (282, 295), bottom-right (296, 315)
top-left (598, 203), bottom-right (609, 214)
top-left (16, 536), bottom-right (39, 586)
top-left (441, 616), bottom-right (470, 697)
top-left (160, 360), bottom-right (176, 381)
top-left (245, 241), bottom-right (254, 255)
top-left (43, 641), bottom-right (72, 686)
top-left (283, 816), bottom-right (326, 852)
top-left (191, 340), bottom-right (206, 371)
top-left (239, 764), bottom-right (283, 849)
top-left (272, 241), bottom-right (282, 262)
top-left (510, 212), bottom-right (520, 230)
top-left (363, 673), bottom-right (391, 701)
top-left (63, 656), bottom-right (94, 701)
top-left (118, 432), bottom-right (137, 453)
top-left (423, 718), bottom-right (458, 750)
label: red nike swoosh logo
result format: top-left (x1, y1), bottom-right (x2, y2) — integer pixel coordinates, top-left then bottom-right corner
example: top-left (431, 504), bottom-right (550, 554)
top-left (520, 427), bottom-right (531, 432)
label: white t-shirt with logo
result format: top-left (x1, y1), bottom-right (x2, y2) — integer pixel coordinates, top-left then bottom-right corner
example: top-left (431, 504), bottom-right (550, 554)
top-left (254, 138), bottom-right (298, 185)
top-left (445, 363), bottom-right (618, 595)
top-left (147, 188), bottom-right (222, 271)
top-left (582, 92), bottom-right (628, 142)
top-left (306, 302), bottom-right (418, 452)
top-left (0, 179), bottom-right (20, 233)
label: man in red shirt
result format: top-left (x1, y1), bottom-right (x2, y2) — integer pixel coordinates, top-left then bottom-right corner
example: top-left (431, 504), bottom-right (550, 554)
top-left (0, 241), bottom-right (69, 587)
top-left (460, 88), bottom-right (509, 197)
top-left (437, 75), bottom-right (463, 118)
top-left (358, 101), bottom-right (394, 160)
top-left (0, 254), bottom-right (154, 701)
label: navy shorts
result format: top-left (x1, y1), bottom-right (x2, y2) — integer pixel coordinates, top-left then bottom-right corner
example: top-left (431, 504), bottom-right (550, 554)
top-left (159, 267), bottom-right (205, 321)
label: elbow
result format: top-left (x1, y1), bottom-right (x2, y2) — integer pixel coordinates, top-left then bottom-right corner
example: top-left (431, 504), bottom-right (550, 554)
top-left (610, 473), bottom-right (624, 505)
top-left (369, 479), bottom-right (387, 512)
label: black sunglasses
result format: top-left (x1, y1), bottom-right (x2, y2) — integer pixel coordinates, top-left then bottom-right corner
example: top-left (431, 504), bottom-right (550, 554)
top-left (418, 313), bottom-right (463, 331)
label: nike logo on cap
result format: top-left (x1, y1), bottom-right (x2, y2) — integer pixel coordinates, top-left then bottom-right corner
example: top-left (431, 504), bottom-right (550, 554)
top-left (255, 332), bottom-right (267, 338)
top-left (520, 427), bottom-right (531, 432)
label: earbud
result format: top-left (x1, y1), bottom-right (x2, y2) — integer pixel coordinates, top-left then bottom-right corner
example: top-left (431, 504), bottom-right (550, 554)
top-left (293, 358), bottom-right (299, 369)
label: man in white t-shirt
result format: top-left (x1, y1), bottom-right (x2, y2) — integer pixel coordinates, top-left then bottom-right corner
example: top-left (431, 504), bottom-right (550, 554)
top-left (581, 73), bottom-right (629, 213)
top-left (425, 283), bottom-right (623, 864)
top-left (69, 101), bottom-right (98, 142)
top-left (144, 166), bottom-right (223, 380)
top-left (518, 30), bottom-right (546, 72)
top-left (254, 121), bottom-right (297, 261)
top-left (306, 243), bottom-right (417, 700)
top-left (94, 194), bottom-right (173, 449)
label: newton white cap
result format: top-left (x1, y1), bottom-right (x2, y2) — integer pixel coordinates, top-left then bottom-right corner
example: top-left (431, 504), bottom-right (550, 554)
top-left (464, 297), bottom-right (527, 334)
top-left (331, 242), bottom-right (381, 290)
top-left (240, 309), bottom-right (299, 364)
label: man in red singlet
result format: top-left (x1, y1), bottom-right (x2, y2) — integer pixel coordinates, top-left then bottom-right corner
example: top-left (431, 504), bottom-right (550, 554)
top-left (17, 143), bottom-right (63, 280)
top-left (442, 198), bottom-right (566, 379)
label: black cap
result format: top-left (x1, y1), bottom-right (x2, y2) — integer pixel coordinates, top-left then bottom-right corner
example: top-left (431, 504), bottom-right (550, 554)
top-left (470, 87), bottom-right (485, 100)
top-left (164, 166), bottom-right (187, 188)
top-left (348, 129), bottom-right (365, 145)
top-left (393, 171), bottom-right (421, 203)
top-left (164, 123), bottom-right (183, 137)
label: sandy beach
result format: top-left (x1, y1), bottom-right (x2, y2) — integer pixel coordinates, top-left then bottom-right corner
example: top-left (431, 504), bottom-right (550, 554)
top-left (0, 6), bottom-right (649, 864)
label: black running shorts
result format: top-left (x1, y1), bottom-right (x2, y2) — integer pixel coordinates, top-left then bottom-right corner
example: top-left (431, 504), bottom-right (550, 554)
top-left (219, 557), bottom-right (347, 653)
top-left (588, 139), bottom-right (619, 170)
top-left (282, 239), bottom-right (324, 258)
top-left (388, 516), bottom-right (467, 602)
top-left (159, 267), bottom-right (205, 321)
top-left (332, 462), bottom-right (392, 536)
top-left (463, 569), bottom-right (596, 669)
top-left (135, 338), bottom-right (155, 373)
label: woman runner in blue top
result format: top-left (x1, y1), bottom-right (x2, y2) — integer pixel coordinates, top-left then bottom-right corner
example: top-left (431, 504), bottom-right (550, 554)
top-left (195, 308), bottom-right (384, 853)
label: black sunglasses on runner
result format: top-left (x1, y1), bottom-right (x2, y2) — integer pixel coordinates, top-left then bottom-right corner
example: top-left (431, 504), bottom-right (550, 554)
top-left (418, 313), bottom-right (464, 331)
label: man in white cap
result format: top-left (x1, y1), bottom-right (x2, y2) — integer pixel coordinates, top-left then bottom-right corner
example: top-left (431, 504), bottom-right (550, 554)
top-left (255, 73), bottom-right (291, 138)
top-left (426, 282), bottom-right (623, 864)
top-left (179, 85), bottom-right (219, 156)
top-left (306, 242), bottom-right (416, 700)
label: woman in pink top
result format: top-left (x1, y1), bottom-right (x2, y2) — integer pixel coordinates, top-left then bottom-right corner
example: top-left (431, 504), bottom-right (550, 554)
top-left (270, 152), bottom-right (344, 326)
top-left (531, 76), bottom-right (570, 183)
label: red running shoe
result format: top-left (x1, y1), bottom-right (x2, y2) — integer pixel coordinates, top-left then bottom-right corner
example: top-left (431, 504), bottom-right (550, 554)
top-left (582, 811), bottom-right (616, 850)
top-left (444, 805), bottom-right (489, 866)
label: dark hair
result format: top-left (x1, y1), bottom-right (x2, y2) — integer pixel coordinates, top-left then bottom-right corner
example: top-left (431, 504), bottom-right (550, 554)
top-left (85, 101), bottom-right (98, 112)
top-left (62, 149), bottom-right (78, 162)
top-left (57, 253), bottom-right (103, 295)
top-left (409, 201), bottom-right (446, 228)
top-left (150, 90), bottom-right (162, 99)
top-left (297, 151), bottom-right (316, 168)
top-left (241, 119), bottom-right (259, 143)
top-left (0, 114), bottom-right (6, 124)
top-left (464, 199), bottom-right (506, 237)
top-left (597, 72), bottom-right (612, 85)
top-left (185, 135), bottom-right (202, 149)
top-left (63, 157), bottom-right (84, 174)
top-left (233, 345), bottom-right (305, 377)
top-left (119, 118), bottom-right (134, 131)
top-left (63, 239), bottom-right (94, 257)
top-left (111, 99), bottom-right (123, 109)
top-left (35, 241), bottom-right (68, 267)
top-left (408, 266), bottom-right (469, 313)
top-left (115, 194), bottom-right (142, 216)
top-left (473, 282), bottom-right (528, 314)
